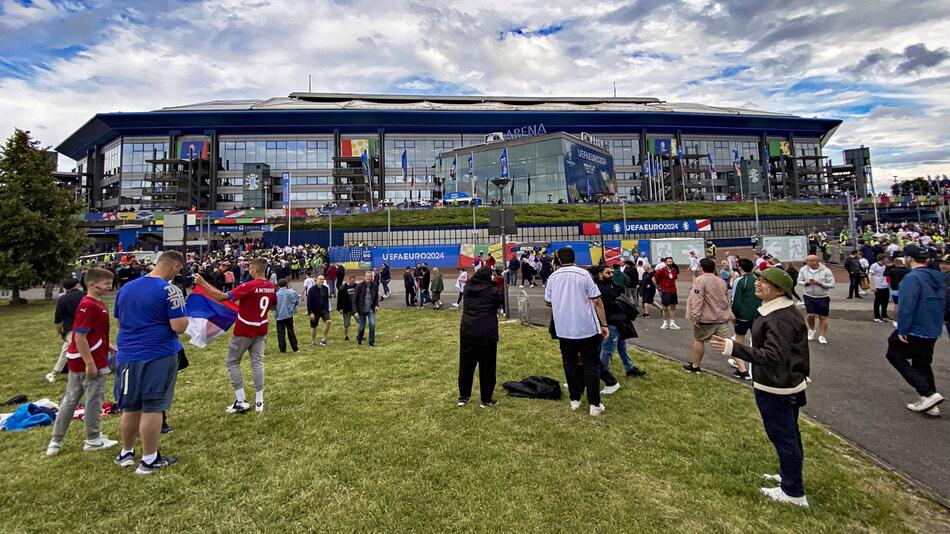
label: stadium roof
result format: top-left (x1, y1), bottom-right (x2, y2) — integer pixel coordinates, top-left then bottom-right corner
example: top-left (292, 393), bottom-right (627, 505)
top-left (57, 92), bottom-right (840, 161)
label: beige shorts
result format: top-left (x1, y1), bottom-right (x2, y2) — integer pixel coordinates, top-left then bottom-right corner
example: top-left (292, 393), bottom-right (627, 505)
top-left (693, 322), bottom-right (734, 341)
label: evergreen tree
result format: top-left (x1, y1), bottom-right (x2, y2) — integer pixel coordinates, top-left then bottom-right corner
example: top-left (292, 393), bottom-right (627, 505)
top-left (0, 129), bottom-right (87, 305)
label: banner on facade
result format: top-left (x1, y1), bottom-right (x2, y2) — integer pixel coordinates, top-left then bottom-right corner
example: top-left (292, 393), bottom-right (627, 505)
top-left (581, 219), bottom-right (712, 235)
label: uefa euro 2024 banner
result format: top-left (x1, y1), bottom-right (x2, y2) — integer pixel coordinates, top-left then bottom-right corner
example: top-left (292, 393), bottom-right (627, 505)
top-left (563, 139), bottom-right (614, 202)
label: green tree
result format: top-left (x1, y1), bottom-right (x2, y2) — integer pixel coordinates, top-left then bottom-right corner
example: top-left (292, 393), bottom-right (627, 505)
top-left (0, 129), bottom-right (87, 305)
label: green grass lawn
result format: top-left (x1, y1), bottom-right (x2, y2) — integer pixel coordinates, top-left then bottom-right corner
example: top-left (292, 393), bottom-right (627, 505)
top-left (0, 301), bottom-right (946, 533)
top-left (281, 201), bottom-right (845, 230)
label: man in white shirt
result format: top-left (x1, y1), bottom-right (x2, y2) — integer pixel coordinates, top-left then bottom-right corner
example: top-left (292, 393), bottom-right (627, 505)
top-left (688, 251), bottom-right (700, 279)
top-left (302, 273), bottom-right (316, 296)
top-left (868, 254), bottom-right (891, 322)
top-left (545, 247), bottom-right (610, 416)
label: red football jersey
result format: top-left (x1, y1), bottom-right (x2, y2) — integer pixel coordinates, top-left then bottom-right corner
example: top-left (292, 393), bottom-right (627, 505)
top-left (228, 278), bottom-right (276, 337)
top-left (66, 296), bottom-right (110, 372)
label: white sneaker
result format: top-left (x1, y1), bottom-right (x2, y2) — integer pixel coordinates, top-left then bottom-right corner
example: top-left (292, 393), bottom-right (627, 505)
top-left (760, 486), bottom-right (808, 508)
top-left (226, 400), bottom-right (251, 414)
top-left (83, 435), bottom-right (118, 451)
top-left (925, 406), bottom-right (941, 417)
top-left (570, 400), bottom-right (582, 411)
top-left (451, 303), bottom-right (459, 308)
top-left (255, 401), bottom-right (264, 413)
top-left (589, 403), bottom-right (605, 416)
top-left (45, 372), bottom-right (56, 383)
top-left (907, 393), bottom-right (944, 412)
top-left (669, 322), bottom-right (682, 330)
top-left (873, 318), bottom-right (884, 323)
top-left (807, 330), bottom-right (815, 341)
top-left (46, 441), bottom-right (62, 457)
top-left (817, 336), bottom-right (827, 344)
top-left (891, 320), bottom-right (898, 328)
top-left (762, 473), bottom-right (782, 483)
top-left (660, 321), bottom-right (669, 330)
top-left (727, 358), bottom-right (739, 369)
top-left (601, 383), bottom-right (621, 395)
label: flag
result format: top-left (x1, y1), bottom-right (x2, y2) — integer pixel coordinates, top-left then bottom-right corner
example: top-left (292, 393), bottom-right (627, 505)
top-left (410, 165), bottom-right (415, 188)
top-left (500, 147), bottom-right (509, 178)
top-left (733, 147), bottom-right (742, 177)
top-left (450, 155), bottom-right (457, 180)
top-left (184, 285), bottom-right (239, 348)
top-left (527, 174), bottom-right (532, 196)
top-left (643, 152), bottom-right (652, 178)
top-left (706, 152), bottom-right (717, 180)
top-left (764, 146), bottom-right (771, 173)
top-left (360, 151), bottom-right (369, 177)
top-left (401, 149), bottom-right (408, 182)
top-left (586, 175), bottom-right (592, 198)
top-left (467, 152), bottom-right (473, 176)
top-left (179, 140), bottom-right (208, 160)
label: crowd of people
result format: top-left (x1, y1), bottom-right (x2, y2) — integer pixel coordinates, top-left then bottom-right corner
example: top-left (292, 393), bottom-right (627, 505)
top-left (38, 220), bottom-right (949, 508)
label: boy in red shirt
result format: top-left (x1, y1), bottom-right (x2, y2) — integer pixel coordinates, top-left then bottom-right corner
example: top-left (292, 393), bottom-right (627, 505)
top-left (46, 268), bottom-right (118, 456)
top-left (196, 258), bottom-right (275, 414)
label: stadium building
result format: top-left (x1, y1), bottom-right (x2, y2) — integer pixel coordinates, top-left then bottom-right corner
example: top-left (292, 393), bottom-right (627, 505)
top-left (56, 93), bottom-right (843, 211)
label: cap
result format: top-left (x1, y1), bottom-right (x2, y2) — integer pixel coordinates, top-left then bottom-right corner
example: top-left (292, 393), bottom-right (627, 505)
top-left (754, 267), bottom-right (795, 300)
top-left (902, 245), bottom-right (930, 261)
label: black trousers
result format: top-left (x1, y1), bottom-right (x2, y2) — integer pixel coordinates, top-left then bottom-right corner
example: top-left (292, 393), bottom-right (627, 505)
top-left (559, 335), bottom-right (603, 406)
top-left (848, 274), bottom-right (861, 298)
top-left (276, 317), bottom-right (298, 353)
top-left (886, 331), bottom-right (937, 396)
top-left (458, 339), bottom-right (497, 403)
top-left (405, 287), bottom-right (416, 306)
top-left (873, 288), bottom-right (890, 319)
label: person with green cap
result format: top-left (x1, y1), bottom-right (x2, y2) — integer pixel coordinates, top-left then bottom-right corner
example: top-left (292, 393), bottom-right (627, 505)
top-left (710, 267), bottom-right (811, 508)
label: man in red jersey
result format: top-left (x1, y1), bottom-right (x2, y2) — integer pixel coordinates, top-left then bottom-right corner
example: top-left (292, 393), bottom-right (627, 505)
top-left (196, 258), bottom-right (275, 414)
top-left (656, 257), bottom-right (681, 330)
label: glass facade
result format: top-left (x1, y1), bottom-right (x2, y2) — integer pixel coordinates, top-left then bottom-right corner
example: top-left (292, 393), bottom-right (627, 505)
top-left (219, 140), bottom-right (332, 171)
top-left (103, 143), bottom-right (121, 177)
top-left (122, 142), bottom-right (168, 173)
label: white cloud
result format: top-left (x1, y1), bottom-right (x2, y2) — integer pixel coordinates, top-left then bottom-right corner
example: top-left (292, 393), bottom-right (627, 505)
top-left (0, 0), bottom-right (947, 190)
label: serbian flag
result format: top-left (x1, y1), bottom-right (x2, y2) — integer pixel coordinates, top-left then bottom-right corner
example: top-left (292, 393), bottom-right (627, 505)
top-left (185, 285), bottom-right (239, 348)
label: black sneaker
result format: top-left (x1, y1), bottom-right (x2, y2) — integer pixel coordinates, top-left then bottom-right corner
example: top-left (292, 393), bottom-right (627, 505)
top-left (344, 336), bottom-right (350, 341)
top-left (626, 366), bottom-right (647, 377)
top-left (114, 449), bottom-right (135, 468)
top-left (134, 452), bottom-right (177, 475)
top-left (682, 363), bottom-right (702, 374)
top-left (161, 423), bottom-right (173, 434)
top-left (733, 370), bottom-right (752, 381)
top-left (480, 400), bottom-right (500, 408)
top-left (457, 397), bottom-right (470, 407)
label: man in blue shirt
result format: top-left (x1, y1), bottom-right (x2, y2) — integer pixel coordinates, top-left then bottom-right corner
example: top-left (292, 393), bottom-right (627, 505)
top-left (275, 278), bottom-right (300, 353)
top-left (113, 251), bottom-right (189, 475)
top-left (886, 245), bottom-right (946, 417)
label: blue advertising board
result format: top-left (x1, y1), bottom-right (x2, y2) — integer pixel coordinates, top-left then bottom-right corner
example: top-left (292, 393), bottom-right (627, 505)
top-left (600, 219), bottom-right (712, 234)
top-left (548, 241), bottom-right (593, 266)
top-left (562, 139), bottom-right (614, 202)
top-left (330, 247), bottom-right (372, 264)
top-left (281, 172), bottom-right (291, 208)
top-left (373, 245), bottom-right (460, 269)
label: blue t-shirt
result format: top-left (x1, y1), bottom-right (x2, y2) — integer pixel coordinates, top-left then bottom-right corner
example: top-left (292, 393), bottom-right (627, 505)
top-left (114, 276), bottom-right (186, 363)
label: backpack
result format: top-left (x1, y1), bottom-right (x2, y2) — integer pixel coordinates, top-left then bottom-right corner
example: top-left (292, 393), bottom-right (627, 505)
top-left (502, 376), bottom-right (562, 400)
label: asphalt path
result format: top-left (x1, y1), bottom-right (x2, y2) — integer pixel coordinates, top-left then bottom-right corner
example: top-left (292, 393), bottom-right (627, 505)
top-left (370, 275), bottom-right (950, 506)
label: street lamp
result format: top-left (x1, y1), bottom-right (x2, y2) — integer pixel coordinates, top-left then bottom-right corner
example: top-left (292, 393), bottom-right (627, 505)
top-left (490, 177), bottom-right (512, 319)
top-left (491, 178), bottom-right (510, 205)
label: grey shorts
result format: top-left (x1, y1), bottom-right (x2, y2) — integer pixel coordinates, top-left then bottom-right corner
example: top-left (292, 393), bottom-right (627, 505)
top-left (341, 311), bottom-right (353, 328)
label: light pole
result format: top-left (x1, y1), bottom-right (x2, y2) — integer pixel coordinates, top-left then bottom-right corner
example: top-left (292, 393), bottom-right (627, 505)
top-left (491, 177), bottom-right (512, 319)
top-left (597, 195), bottom-right (606, 264)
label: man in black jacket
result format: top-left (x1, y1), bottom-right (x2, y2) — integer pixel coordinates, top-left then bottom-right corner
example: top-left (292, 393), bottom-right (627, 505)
top-left (418, 264), bottom-right (431, 309)
top-left (46, 278), bottom-right (86, 383)
top-left (457, 267), bottom-right (503, 407)
top-left (354, 271), bottom-right (380, 346)
top-left (711, 268), bottom-right (811, 508)
top-left (403, 268), bottom-right (416, 307)
top-left (337, 275), bottom-right (358, 341)
top-left (306, 275), bottom-right (332, 346)
top-left (844, 249), bottom-right (864, 299)
top-left (592, 266), bottom-right (644, 394)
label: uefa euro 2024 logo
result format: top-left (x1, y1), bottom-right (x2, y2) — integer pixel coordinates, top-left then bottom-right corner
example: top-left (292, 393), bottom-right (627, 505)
top-left (245, 173), bottom-right (261, 190)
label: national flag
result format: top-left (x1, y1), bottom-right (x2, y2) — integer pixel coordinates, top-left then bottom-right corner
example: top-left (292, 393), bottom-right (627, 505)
top-left (764, 146), bottom-right (771, 173)
top-left (706, 152), bottom-right (717, 180)
top-left (410, 165), bottom-right (415, 188)
top-left (450, 156), bottom-right (457, 180)
top-left (223, 209), bottom-right (245, 218)
top-left (500, 147), bottom-right (509, 178)
top-left (527, 174), bottom-right (532, 196)
top-left (401, 149), bottom-right (408, 182)
top-left (184, 285), bottom-right (239, 348)
top-left (643, 152), bottom-right (652, 178)
top-left (733, 147), bottom-right (742, 177)
top-left (467, 152), bottom-right (474, 176)
top-left (341, 139), bottom-right (371, 158)
top-left (360, 151), bottom-right (369, 176)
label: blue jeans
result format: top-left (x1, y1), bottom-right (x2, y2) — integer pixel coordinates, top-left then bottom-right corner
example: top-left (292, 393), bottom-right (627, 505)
top-left (600, 325), bottom-right (634, 373)
top-left (754, 389), bottom-right (806, 498)
top-left (357, 311), bottom-right (376, 345)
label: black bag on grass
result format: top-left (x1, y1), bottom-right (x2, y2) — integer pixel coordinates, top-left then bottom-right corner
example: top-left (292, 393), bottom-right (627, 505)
top-left (502, 376), bottom-right (562, 400)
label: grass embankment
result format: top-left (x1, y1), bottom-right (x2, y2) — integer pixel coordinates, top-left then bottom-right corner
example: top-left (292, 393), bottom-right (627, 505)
top-left (280, 202), bottom-right (845, 231)
top-left (1, 302), bottom-right (944, 533)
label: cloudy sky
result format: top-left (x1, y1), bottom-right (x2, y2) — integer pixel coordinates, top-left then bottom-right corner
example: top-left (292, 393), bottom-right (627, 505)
top-left (2, 0), bottom-right (948, 189)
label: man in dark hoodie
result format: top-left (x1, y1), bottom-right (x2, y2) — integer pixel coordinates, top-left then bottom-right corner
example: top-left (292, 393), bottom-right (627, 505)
top-left (711, 268), bottom-right (810, 508)
top-left (457, 267), bottom-right (503, 408)
top-left (886, 245), bottom-right (946, 417)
